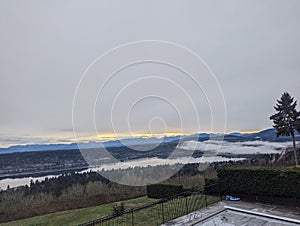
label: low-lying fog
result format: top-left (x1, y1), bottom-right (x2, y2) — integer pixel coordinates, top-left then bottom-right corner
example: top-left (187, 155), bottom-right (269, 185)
top-left (177, 140), bottom-right (290, 155)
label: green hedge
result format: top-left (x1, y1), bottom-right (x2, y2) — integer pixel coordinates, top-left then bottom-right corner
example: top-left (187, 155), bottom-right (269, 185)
top-left (146, 183), bottom-right (184, 199)
top-left (217, 166), bottom-right (300, 198)
top-left (204, 177), bottom-right (220, 194)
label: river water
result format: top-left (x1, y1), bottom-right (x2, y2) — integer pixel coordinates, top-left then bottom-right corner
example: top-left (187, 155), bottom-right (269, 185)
top-left (0, 156), bottom-right (245, 190)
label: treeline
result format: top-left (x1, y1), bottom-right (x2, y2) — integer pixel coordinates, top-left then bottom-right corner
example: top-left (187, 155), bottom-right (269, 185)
top-left (27, 171), bottom-right (109, 197)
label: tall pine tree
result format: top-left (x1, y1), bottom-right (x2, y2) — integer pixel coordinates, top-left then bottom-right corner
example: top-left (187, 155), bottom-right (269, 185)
top-left (270, 92), bottom-right (299, 166)
top-left (297, 115), bottom-right (300, 135)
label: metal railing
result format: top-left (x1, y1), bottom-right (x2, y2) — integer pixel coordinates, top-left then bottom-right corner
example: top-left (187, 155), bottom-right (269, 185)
top-left (79, 184), bottom-right (222, 226)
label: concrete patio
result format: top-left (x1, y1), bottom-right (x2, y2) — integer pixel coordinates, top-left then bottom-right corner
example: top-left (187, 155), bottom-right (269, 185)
top-left (163, 200), bottom-right (300, 225)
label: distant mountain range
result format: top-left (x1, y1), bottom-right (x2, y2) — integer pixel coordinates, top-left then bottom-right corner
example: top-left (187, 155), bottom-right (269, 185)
top-left (0, 128), bottom-right (299, 154)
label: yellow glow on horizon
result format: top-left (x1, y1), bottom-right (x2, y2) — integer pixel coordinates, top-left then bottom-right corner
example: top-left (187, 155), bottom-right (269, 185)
top-left (93, 132), bottom-right (186, 141)
top-left (239, 130), bottom-right (262, 134)
top-left (77, 129), bottom-right (267, 143)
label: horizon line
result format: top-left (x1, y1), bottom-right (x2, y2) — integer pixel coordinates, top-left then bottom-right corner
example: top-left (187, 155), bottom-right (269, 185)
top-left (0, 128), bottom-right (273, 149)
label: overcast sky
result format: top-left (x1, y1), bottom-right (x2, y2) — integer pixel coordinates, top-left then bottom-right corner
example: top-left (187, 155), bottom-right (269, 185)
top-left (1, 0), bottom-right (300, 146)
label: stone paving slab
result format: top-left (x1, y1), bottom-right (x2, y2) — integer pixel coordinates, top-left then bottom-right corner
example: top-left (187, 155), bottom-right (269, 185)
top-left (194, 209), bottom-right (295, 226)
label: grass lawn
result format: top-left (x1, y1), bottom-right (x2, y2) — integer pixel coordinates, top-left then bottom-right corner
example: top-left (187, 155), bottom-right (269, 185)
top-left (1, 196), bottom-right (157, 226)
top-left (1, 195), bottom-right (220, 226)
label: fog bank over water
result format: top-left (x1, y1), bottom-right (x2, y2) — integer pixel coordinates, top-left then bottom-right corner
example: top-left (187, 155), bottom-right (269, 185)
top-left (177, 140), bottom-right (290, 155)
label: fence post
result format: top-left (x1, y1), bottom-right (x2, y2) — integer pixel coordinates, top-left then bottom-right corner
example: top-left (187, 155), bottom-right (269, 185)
top-left (185, 197), bottom-right (189, 214)
top-left (219, 183), bottom-right (222, 201)
top-left (161, 202), bottom-right (165, 223)
top-left (131, 209), bottom-right (134, 226)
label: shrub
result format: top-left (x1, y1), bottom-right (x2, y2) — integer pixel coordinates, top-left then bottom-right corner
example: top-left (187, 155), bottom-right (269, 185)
top-left (146, 183), bottom-right (184, 199)
top-left (111, 202), bottom-right (125, 216)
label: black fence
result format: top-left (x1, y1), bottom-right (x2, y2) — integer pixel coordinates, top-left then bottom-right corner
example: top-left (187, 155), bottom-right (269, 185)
top-left (79, 184), bottom-right (222, 226)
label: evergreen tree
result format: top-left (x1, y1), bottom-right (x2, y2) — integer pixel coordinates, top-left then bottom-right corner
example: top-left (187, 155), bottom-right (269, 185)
top-left (270, 92), bottom-right (299, 166)
top-left (296, 115), bottom-right (300, 134)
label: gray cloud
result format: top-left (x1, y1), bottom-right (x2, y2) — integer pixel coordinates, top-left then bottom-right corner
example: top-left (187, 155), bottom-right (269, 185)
top-left (0, 0), bottom-right (300, 144)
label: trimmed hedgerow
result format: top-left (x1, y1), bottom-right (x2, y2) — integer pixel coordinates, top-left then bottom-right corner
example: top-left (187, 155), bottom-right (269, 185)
top-left (146, 183), bottom-right (184, 199)
top-left (204, 177), bottom-right (220, 194)
top-left (216, 166), bottom-right (300, 198)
